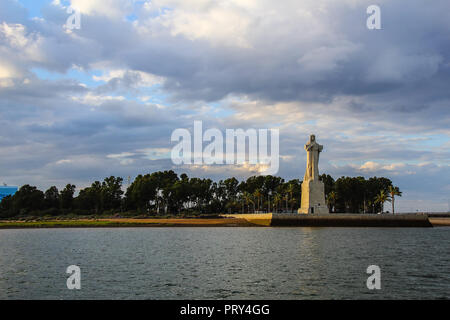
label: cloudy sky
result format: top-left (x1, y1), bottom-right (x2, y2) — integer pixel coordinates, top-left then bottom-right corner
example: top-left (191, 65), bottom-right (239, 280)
top-left (0, 0), bottom-right (449, 212)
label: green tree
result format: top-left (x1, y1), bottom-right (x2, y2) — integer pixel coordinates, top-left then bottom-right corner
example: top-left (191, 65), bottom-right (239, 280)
top-left (253, 189), bottom-right (262, 212)
top-left (0, 195), bottom-right (13, 217)
top-left (388, 185), bottom-right (402, 215)
top-left (60, 184), bottom-right (76, 211)
top-left (319, 174), bottom-right (335, 199)
top-left (334, 176), bottom-right (392, 213)
top-left (366, 177), bottom-right (393, 213)
top-left (243, 191), bottom-right (255, 213)
top-left (273, 193), bottom-right (282, 213)
top-left (374, 190), bottom-right (391, 213)
top-left (125, 174), bottom-right (157, 213)
top-left (76, 181), bottom-right (102, 214)
top-left (286, 179), bottom-right (301, 212)
top-left (44, 186), bottom-right (60, 211)
top-left (101, 176), bottom-right (124, 211)
top-left (1, 171), bottom-right (404, 217)
top-left (327, 191), bottom-right (337, 213)
top-left (9, 185), bottom-right (44, 216)
top-left (151, 170), bottom-right (179, 214)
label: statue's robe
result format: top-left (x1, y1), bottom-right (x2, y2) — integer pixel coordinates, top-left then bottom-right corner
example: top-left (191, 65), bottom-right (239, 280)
top-left (304, 141), bottom-right (323, 181)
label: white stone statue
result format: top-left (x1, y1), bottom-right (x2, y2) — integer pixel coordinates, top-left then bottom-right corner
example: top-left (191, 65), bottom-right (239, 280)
top-left (304, 134), bottom-right (323, 181)
top-left (298, 134), bottom-right (329, 214)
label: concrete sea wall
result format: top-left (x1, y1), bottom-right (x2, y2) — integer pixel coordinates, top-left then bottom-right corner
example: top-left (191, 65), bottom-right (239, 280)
top-left (223, 213), bottom-right (433, 227)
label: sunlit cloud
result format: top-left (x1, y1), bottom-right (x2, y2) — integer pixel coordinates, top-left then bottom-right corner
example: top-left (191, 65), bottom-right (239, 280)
top-left (0, 0), bottom-right (449, 212)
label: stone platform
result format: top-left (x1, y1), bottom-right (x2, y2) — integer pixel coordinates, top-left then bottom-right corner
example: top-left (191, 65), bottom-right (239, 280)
top-left (222, 213), bottom-right (433, 227)
top-left (271, 214), bottom-right (433, 227)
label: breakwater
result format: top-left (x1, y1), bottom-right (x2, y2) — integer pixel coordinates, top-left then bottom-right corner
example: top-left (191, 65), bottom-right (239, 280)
top-left (223, 213), bottom-right (433, 227)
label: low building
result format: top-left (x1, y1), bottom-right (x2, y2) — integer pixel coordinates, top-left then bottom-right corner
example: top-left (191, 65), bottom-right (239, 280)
top-left (0, 186), bottom-right (18, 202)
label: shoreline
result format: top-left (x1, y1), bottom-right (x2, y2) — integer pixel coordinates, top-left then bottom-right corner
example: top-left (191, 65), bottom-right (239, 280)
top-left (0, 218), bottom-right (255, 229)
top-left (0, 214), bottom-right (447, 229)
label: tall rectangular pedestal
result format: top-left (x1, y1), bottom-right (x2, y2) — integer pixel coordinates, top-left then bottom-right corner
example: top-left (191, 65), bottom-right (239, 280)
top-left (298, 179), bottom-right (329, 214)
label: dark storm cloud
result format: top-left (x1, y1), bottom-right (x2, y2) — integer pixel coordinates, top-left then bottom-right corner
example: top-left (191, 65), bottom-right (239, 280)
top-left (0, 0), bottom-right (449, 211)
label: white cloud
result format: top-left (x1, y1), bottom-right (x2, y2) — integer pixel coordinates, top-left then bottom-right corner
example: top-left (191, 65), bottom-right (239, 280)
top-left (69, 0), bottom-right (133, 18)
top-left (55, 159), bottom-right (73, 165)
top-left (137, 148), bottom-right (171, 160)
top-left (0, 22), bottom-right (29, 47)
top-left (93, 69), bottom-right (163, 87)
top-left (185, 162), bottom-right (271, 177)
top-left (358, 161), bottom-right (406, 172)
top-left (0, 22), bottom-right (46, 82)
top-left (106, 153), bottom-right (136, 165)
top-left (1, 0), bottom-right (450, 211)
top-left (72, 92), bottom-right (126, 106)
top-left (159, 5), bottom-right (252, 48)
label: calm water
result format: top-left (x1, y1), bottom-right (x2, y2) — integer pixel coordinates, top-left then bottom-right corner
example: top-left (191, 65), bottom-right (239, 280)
top-left (0, 227), bottom-right (448, 299)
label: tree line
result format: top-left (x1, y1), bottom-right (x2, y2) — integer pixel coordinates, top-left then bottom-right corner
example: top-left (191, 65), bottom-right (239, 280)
top-left (0, 171), bottom-right (401, 218)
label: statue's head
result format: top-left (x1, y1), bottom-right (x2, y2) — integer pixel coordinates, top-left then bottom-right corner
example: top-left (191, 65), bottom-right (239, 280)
top-left (310, 134), bottom-right (316, 142)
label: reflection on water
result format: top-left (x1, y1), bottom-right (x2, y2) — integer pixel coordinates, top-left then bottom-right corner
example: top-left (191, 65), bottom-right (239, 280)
top-left (0, 227), bottom-right (448, 299)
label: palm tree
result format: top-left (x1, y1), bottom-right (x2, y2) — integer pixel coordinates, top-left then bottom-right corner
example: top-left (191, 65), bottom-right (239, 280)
top-left (374, 190), bottom-right (391, 213)
top-left (327, 191), bottom-right (337, 213)
top-left (273, 193), bottom-right (282, 213)
top-left (284, 193), bottom-right (289, 212)
top-left (388, 185), bottom-right (402, 215)
top-left (289, 197), bottom-right (298, 213)
top-left (243, 192), bottom-right (255, 213)
top-left (253, 189), bottom-right (262, 212)
top-left (286, 183), bottom-right (296, 212)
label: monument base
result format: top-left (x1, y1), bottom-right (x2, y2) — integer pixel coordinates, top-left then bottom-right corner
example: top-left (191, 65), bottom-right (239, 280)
top-left (272, 214), bottom-right (433, 227)
top-left (298, 179), bottom-right (329, 214)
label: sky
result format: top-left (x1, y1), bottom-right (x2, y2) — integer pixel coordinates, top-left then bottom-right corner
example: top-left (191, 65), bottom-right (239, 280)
top-left (0, 0), bottom-right (449, 212)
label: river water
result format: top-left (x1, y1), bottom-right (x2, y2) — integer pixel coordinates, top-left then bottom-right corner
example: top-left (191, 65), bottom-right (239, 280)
top-left (0, 227), bottom-right (448, 299)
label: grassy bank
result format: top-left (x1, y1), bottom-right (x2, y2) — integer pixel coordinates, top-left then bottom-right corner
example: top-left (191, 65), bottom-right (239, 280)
top-left (0, 217), bottom-right (255, 229)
